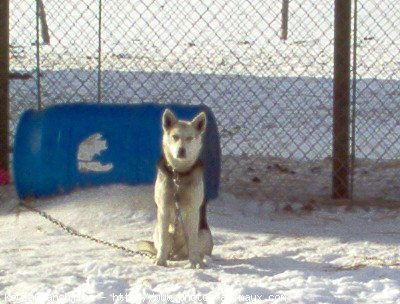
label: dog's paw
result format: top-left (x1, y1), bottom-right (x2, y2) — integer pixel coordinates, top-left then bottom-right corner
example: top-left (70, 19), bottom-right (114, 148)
top-left (189, 258), bottom-right (206, 269)
top-left (154, 258), bottom-right (167, 267)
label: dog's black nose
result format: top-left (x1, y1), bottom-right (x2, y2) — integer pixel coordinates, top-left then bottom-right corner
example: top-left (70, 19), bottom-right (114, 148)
top-left (178, 147), bottom-right (186, 158)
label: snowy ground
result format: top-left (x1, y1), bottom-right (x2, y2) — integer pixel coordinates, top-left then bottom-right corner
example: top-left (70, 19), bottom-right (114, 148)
top-left (1, 184), bottom-right (400, 303)
top-left (221, 155), bottom-right (400, 205)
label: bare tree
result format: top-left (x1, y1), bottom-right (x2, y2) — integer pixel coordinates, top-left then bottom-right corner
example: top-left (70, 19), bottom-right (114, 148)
top-left (38, 0), bottom-right (50, 44)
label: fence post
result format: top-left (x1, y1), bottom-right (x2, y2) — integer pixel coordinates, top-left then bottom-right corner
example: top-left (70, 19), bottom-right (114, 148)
top-left (332, 0), bottom-right (351, 199)
top-left (281, 0), bottom-right (289, 40)
top-left (0, 0), bottom-right (9, 171)
top-left (38, 0), bottom-right (50, 44)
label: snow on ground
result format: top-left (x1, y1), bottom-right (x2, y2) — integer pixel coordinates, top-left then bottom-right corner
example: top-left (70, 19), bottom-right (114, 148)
top-left (1, 184), bottom-right (400, 303)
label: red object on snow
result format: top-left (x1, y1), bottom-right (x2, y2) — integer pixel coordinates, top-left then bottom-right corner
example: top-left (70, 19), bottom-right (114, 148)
top-left (0, 169), bottom-right (10, 185)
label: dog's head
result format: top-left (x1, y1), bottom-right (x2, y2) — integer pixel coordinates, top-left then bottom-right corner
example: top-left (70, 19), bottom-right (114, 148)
top-left (162, 108), bottom-right (206, 168)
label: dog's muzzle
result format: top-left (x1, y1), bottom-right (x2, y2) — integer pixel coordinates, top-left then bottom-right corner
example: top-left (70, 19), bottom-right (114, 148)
top-left (177, 147), bottom-right (186, 159)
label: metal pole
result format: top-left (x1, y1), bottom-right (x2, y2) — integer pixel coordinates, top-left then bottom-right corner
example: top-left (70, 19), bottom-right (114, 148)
top-left (350, 0), bottom-right (358, 201)
top-left (36, 0), bottom-right (42, 110)
top-left (97, 0), bottom-right (102, 103)
top-left (0, 0), bottom-right (9, 170)
top-left (332, 0), bottom-right (351, 199)
top-left (281, 0), bottom-right (289, 41)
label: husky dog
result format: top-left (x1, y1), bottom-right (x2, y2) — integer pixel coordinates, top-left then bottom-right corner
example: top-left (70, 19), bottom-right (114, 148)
top-left (137, 109), bottom-right (213, 268)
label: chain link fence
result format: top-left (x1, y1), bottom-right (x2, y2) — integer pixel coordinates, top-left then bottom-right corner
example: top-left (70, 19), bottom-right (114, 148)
top-left (351, 0), bottom-right (400, 205)
top-left (8, 0), bottom-right (400, 206)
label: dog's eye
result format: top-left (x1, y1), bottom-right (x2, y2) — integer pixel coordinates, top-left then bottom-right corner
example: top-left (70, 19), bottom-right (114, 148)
top-left (186, 136), bottom-right (193, 142)
top-left (172, 135), bottom-right (179, 141)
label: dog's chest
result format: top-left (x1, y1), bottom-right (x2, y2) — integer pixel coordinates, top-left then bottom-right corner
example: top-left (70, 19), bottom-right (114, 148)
top-left (168, 173), bottom-right (203, 207)
top-left (156, 170), bottom-right (203, 208)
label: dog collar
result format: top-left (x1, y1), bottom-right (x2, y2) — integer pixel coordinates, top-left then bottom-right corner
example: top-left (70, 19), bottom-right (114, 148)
top-left (159, 155), bottom-right (203, 179)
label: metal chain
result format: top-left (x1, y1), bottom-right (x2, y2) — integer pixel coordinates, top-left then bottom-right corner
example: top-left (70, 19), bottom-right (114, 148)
top-left (172, 171), bottom-right (189, 249)
top-left (20, 202), bottom-right (154, 259)
top-left (19, 167), bottom-right (188, 260)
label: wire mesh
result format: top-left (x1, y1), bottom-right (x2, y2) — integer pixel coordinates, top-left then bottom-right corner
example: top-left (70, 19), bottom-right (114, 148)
top-left (351, 0), bottom-right (400, 205)
top-left (8, 0), bottom-right (400, 205)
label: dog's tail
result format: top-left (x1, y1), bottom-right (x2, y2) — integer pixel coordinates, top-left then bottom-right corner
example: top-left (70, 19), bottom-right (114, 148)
top-left (136, 240), bottom-right (157, 256)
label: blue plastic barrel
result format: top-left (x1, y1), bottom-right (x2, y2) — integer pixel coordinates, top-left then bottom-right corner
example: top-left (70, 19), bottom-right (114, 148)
top-left (13, 103), bottom-right (220, 199)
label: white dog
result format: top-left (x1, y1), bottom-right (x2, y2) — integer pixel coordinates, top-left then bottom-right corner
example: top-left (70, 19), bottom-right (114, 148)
top-left (137, 109), bottom-right (213, 268)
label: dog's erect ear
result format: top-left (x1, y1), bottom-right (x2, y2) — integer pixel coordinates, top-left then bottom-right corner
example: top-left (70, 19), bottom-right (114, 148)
top-left (162, 108), bottom-right (178, 132)
top-left (192, 112), bottom-right (207, 135)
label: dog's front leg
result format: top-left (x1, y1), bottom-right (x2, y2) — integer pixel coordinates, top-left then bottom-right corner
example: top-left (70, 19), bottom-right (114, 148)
top-left (155, 208), bottom-right (171, 267)
top-left (185, 206), bottom-right (205, 269)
